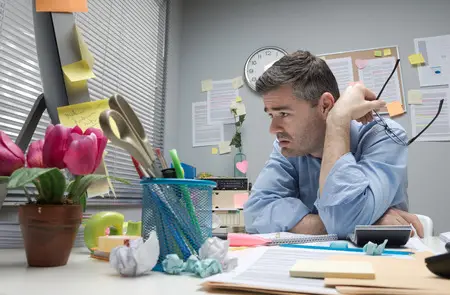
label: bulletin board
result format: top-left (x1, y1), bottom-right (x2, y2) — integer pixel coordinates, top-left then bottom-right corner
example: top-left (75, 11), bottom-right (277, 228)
top-left (318, 46), bottom-right (405, 114)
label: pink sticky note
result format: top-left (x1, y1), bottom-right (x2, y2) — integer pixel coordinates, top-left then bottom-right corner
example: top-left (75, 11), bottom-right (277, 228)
top-left (236, 160), bottom-right (248, 174)
top-left (355, 59), bottom-right (368, 69)
top-left (234, 193), bottom-right (249, 209)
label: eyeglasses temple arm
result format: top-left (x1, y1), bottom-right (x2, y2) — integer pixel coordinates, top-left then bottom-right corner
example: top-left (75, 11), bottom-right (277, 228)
top-left (376, 59), bottom-right (401, 100)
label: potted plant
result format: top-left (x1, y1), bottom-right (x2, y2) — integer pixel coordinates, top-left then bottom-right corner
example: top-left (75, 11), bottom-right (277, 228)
top-left (0, 124), bottom-right (126, 267)
top-left (230, 99), bottom-right (247, 177)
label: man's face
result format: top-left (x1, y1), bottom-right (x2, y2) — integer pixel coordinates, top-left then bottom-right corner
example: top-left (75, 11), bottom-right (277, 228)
top-left (263, 85), bottom-right (326, 158)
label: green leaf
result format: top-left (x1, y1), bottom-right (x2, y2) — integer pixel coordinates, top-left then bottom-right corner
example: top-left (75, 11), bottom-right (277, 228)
top-left (7, 168), bottom-right (61, 189)
top-left (239, 114), bottom-right (246, 123)
top-left (37, 168), bottom-right (66, 204)
top-left (0, 176), bottom-right (9, 183)
top-left (230, 132), bottom-right (242, 148)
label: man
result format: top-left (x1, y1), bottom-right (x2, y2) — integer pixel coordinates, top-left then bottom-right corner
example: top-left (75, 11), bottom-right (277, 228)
top-left (243, 50), bottom-right (423, 238)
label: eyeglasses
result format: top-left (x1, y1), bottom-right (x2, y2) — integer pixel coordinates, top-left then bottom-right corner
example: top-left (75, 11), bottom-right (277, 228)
top-left (372, 58), bottom-right (444, 146)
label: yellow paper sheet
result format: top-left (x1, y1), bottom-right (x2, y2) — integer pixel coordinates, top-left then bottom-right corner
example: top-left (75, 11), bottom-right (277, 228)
top-left (236, 96), bottom-right (243, 103)
top-left (374, 50), bottom-right (382, 57)
top-left (36, 0), bottom-right (88, 12)
top-left (408, 89), bottom-right (423, 105)
top-left (62, 60), bottom-right (95, 82)
top-left (408, 53), bottom-right (425, 65)
top-left (386, 101), bottom-right (404, 117)
top-left (75, 25), bottom-right (94, 69)
top-left (57, 99), bottom-right (118, 134)
top-left (211, 147), bottom-right (218, 155)
top-left (232, 76), bottom-right (244, 89)
top-left (201, 79), bottom-right (213, 92)
top-left (383, 49), bottom-right (392, 56)
top-left (218, 141), bottom-right (231, 154)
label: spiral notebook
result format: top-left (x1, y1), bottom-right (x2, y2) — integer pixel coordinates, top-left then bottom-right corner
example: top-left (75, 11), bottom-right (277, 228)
top-left (256, 232), bottom-right (338, 245)
top-left (228, 232), bottom-right (338, 247)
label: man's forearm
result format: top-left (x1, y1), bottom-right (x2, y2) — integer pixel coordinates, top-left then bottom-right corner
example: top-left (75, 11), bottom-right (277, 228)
top-left (319, 115), bottom-right (351, 195)
top-left (289, 214), bottom-right (327, 235)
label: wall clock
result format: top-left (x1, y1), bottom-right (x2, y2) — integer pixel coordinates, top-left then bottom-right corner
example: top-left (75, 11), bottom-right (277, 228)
top-left (244, 46), bottom-right (288, 91)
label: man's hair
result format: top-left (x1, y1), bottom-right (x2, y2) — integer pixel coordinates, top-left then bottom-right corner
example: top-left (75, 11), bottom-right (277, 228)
top-left (255, 50), bottom-right (340, 105)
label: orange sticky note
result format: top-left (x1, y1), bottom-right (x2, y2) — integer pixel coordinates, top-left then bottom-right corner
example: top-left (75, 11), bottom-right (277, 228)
top-left (36, 0), bottom-right (88, 13)
top-left (233, 193), bottom-right (249, 209)
top-left (386, 101), bottom-right (404, 117)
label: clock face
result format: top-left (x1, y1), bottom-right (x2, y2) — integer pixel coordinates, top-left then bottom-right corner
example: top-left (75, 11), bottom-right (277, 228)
top-left (244, 46), bottom-right (288, 91)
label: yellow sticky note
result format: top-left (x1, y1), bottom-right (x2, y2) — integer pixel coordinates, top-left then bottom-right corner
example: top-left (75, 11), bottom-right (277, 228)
top-left (62, 60), bottom-right (95, 82)
top-left (36, 0), bottom-right (88, 12)
top-left (218, 141), bottom-right (231, 155)
top-left (386, 101), bottom-right (405, 117)
top-left (408, 89), bottom-right (423, 105)
top-left (374, 50), bottom-right (382, 57)
top-left (75, 25), bottom-right (94, 69)
top-left (236, 96), bottom-right (242, 103)
top-left (232, 76), bottom-right (244, 89)
top-left (383, 49), bottom-right (392, 56)
top-left (211, 147), bottom-right (218, 155)
top-left (57, 99), bottom-right (119, 134)
top-left (408, 53), bottom-right (425, 65)
top-left (201, 79), bottom-right (213, 92)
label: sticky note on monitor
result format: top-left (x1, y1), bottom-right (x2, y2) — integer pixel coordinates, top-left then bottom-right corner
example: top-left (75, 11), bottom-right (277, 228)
top-left (408, 53), bottom-right (425, 65)
top-left (201, 79), bottom-right (213, 92)
top-left (374, 50), bottom-right (382, 57)
top-left (386, 101), bottom-right (404, 117)
top-left (234, 193), bottom-right (249, 209)
top-left (290, 259), bottom-right (375, 280)
top-left (408, 89), bottom-right (423, 105)
top-left (218, 141), bottom-right (231, 154)
top-left (383, 48), bottom-right (392, 56)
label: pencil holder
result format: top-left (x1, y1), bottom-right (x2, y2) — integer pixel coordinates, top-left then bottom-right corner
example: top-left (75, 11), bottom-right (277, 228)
top-left (141, 178), bottom-right (216, 265)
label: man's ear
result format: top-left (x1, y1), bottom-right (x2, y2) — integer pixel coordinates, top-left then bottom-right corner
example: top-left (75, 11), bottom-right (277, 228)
top-left (318, 92), bottom-right (335, 118)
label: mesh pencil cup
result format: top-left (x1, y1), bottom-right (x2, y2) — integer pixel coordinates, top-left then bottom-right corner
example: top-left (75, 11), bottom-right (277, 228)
top-left (141, 178), bottom-right (216, 265)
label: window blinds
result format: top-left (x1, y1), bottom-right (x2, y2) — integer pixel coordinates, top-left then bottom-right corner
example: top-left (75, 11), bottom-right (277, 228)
top-left (74, 0), bottom-right (168, 202)
top-left (0, 0), bottom-right (51, 202)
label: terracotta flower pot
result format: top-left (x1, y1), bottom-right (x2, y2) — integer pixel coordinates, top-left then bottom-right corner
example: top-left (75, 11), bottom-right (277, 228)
top-left (18, 204), bottom-right (82, 267)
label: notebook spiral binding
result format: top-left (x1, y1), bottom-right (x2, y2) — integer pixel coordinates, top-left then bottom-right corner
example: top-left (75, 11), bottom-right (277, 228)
top-left (268, 234), bottom-right (338, 246)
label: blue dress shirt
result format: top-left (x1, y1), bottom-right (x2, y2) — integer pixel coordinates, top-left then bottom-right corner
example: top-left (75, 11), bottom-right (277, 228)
top-left (244, 118), bottom-right (408, 238)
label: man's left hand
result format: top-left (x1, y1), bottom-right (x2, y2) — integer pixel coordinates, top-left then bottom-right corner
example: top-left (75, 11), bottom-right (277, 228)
top-left (375, 208), bottom-right (424, 238)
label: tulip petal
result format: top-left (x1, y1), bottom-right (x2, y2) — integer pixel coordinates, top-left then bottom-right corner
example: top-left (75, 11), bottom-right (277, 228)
top-left (84, 128), bottom-right (107, 170)
top-left (64, 133), bottom-right (98, 175)
top-left (27, 139), bottom-right (45, 168)
top-left (0, 131), bottom-right (25, 161)
top-left (71, 125), bottom-right (83, 135)
top-left (0, 131), bottom-right (25, 176)
top-left (45, 124), bottom-right (55, 137)
top-left (43, 124), bottom-right (71, 169)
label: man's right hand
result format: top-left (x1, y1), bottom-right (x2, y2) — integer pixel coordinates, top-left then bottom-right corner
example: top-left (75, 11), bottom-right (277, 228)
top-left (375, 208), bottom-right (424, 238)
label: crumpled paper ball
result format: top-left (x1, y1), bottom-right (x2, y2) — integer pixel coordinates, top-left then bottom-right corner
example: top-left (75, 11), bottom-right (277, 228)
top-left (162, 254), bottom-right (185, 275)
top-left (184, 255), bottom-right (200, 273)
top-left (193, 258), bottom-right (222, 278)
top-left (199, 237), bottom-right (238, 272)
top-left (363, 239), bottom-right (388, 255)
top-left (109, 231), bottom-right (159, 277)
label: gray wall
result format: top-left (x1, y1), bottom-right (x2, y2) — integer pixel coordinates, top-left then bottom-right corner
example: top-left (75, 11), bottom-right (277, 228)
top-left (175, 0), bottom-right (450, 234)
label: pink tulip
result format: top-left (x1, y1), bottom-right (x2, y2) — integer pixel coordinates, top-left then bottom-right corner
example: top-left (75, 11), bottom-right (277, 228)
top-left (63, 129), bottom-right (107, 175)
top-left (43, 124), bottom-right (80, 169)
top-left (27, 139), bottom-right (45, 168)
top-left (0, 131), bottom-right (25, 176)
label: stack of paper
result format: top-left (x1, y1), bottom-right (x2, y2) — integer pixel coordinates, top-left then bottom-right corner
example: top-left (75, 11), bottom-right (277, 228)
top-left (0, 221), bottom-right (86, 249)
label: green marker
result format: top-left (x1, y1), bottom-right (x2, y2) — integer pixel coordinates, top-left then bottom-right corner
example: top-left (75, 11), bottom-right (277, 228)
top-left (169, 149), bottom-right (184, 178)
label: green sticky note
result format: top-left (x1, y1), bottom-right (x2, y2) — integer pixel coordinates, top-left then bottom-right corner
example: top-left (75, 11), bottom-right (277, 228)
top-left (374, 50), bottom-right (382, 57)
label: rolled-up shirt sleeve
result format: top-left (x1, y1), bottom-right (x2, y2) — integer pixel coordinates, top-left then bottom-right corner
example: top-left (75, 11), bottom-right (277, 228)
top-left (244, 141), bottom-right (310, 234)
top-left (315, 126), bottom-right (408, 238)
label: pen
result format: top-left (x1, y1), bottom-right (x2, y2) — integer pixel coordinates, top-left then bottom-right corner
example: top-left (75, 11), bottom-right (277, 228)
top-left (131, 156), bottom-right (148, 178)
top-left (154, 148), bottom-right (168, 169)
top-left (279, 244), bottom-right (414, 256)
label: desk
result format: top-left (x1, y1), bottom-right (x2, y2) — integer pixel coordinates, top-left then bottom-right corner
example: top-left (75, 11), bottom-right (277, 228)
top-left (0, 237), bottom-right (445, 295)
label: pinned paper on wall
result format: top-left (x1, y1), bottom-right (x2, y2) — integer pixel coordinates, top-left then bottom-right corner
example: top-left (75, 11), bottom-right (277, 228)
top-left (386, 101), bottom-right (404, 117)
top-left (207, 79), bottom-right (239, 125)
top-left (57, 99), bottom-right (119, 134)
top-left (62, 60), bottom-right (95, 82)
top-left (408, 53), bottom-right (425, 65)
top-left (325, 57), bottom-right (354, 94)
top-left (374, 50), bottom-right (382, 57)
top-left (74, 25), bottom-right (94, 69)
top-left (192, 101), bottom-right (224, 147)
top-left (36, 0), bottom-right (88, 12)
top-left (383, 49), bottom-right (392, 56)
top-left (201, 79), bottom-right (213, 92)
top-left (232, 76), bottom-right (244, 89)
top-left (408, 90), bottom-right (423, 105)
top-left (211, 148), bottom-right (218, 155)
top-left (218, 141), bottom-right (231, 154)
top-left (236, 96), bottom-right (243, 103)
top-left (233, 193), bottom-right (249, 209)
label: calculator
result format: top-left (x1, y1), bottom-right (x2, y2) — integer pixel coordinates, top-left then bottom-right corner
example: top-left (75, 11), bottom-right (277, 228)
top-left (348, 225), bottom-right (412, 247)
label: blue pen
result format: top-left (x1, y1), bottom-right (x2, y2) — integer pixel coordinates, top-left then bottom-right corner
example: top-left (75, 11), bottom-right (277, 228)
top-left (279, 244), bottom-right (414, 256)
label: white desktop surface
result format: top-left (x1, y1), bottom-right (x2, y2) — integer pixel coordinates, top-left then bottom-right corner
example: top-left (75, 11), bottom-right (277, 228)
top-left (0, 237), bottom-right (446, 295)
